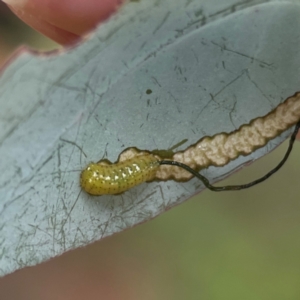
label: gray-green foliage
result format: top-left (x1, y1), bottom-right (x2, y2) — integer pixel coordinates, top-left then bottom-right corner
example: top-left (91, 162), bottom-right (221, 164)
top-left (0, 0), bottom-right (300, 276)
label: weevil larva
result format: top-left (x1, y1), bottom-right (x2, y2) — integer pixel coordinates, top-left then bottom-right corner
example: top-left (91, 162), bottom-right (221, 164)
top-left (80, 154), bottom-right (160, 195)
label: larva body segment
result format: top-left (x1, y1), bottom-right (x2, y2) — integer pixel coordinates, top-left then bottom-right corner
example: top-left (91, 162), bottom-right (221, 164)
top-left (80, 154), bottom-right (160, 195)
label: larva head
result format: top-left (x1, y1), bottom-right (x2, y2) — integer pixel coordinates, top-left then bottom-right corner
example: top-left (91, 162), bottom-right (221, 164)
top-left (80, 163), bottom-right (107, 195)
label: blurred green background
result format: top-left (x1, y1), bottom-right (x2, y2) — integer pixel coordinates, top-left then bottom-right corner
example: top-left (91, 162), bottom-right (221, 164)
top-left (0, 3), bottom-right (300, 299)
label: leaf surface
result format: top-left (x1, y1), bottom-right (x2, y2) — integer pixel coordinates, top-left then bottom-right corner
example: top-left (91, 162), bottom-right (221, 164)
top-left (0, 0), bottom-right (300, 275)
